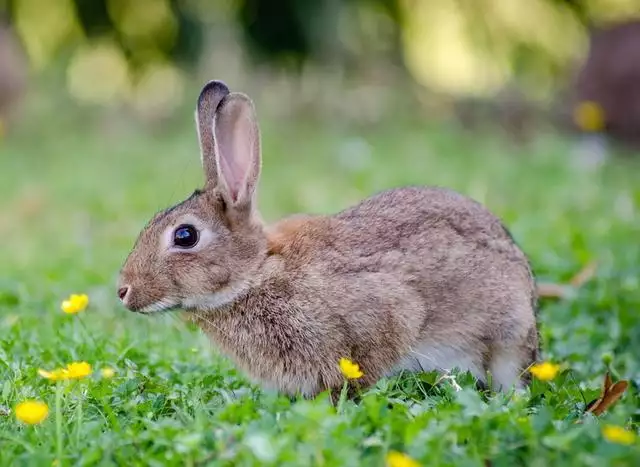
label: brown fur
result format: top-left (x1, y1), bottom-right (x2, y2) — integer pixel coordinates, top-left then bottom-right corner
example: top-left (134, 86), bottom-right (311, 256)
top-left (118, 81), bottom-right (539, 397)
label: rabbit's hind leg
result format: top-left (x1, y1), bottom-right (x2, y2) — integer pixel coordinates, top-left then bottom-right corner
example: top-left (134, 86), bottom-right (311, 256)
top-left (487, 344), bottom-right (532, 392)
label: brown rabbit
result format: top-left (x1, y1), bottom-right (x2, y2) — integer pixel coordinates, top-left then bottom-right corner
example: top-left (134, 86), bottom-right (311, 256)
top-left (118, 81), bottom-right (539, 397)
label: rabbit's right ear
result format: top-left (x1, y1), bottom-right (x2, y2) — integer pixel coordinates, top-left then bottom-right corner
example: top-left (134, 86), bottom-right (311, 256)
top-left (213, 92), bottom-right (261, 209)
top-left (195, 80), bottom-right (230, 188)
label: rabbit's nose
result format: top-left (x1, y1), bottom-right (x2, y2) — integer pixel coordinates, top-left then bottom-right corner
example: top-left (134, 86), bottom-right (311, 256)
top-left (118, 286), bottom-right (129, 301)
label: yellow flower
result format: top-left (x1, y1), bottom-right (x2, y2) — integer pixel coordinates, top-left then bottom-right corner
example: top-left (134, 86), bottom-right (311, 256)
top-left (573, 101), bottom-right (605, 132)
top-left (38, 361), bottom-right (92, 381)
top-left (386, 451), bottom-right (420, 467)
top-left (15, 400), bottom-right (49, 425)
top-left (602, 424), bottom-right (636, 445)
top-left (339, 357), bottom-right (363, 379)
top-left (101, 367), bottom-right (115, 378)
top-left (529, 362), bottom-right (560, 381)
top-left (61, 293), bottom-right (89, 314)
top-left (66, 361), bottom-right (92, 378)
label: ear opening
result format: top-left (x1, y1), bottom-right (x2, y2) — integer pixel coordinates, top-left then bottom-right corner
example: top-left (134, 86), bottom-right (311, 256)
top-left (213, 92), bottom-right (261, 209)
top-left (195, 80), bottom-right (230, 188)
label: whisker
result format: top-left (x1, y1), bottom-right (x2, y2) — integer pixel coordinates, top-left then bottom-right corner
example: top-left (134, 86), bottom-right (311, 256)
top-left (408, 348), bottom-right (439, 367)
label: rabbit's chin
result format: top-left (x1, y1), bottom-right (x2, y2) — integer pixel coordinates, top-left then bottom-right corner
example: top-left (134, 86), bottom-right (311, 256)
top-left (136, 298), bottom-right (181, 314)
top-left (181, 280), bottom-right (252, 312)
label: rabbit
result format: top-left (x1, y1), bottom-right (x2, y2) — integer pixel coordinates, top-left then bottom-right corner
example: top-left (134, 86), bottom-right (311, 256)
top-left (117, 80), bottom-right (540, 397)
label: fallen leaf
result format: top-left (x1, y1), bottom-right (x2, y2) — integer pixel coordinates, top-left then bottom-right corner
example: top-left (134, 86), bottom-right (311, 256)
top-left (536, 262), bottom-right (597, 299)
top-left (586, 371), bottom-right (628, 416)
top-left (569, 261), bottom-right (598, 288)
top-left (536, 282), bottom-right (569, 299)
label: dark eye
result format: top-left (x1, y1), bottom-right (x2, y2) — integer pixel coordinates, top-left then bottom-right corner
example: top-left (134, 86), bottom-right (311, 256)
top-left (173, 224), bottom-right (199, 248)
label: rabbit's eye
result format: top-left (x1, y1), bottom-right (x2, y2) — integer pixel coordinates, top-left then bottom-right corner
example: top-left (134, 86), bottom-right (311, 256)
top-left (173, 224), bottom-right (199, 248)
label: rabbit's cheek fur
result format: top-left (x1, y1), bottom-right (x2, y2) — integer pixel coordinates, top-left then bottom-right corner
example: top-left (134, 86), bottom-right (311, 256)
top-left (171, 260), bottom-right (238, 310)
top-left (170, 254), bottom-right (230, 292)
top-left (166, 229), bottom-right (266, 311)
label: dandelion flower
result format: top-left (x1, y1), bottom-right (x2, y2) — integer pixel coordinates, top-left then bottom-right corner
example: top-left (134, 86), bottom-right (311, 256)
top-left (66, 361), bottom-right (92, 378)
top-left (38, 361), bottom-right (92, 381)
top-left (529, 362), bottom-right (560, 381)
top-left (339, 357), bottom-right (363, 379)
top-left (602, 424), bottom-right (636, 445)
top-left (101, 367), bottom-right (115, 378)
top-left (386, 451), bottom-right (420, 467)
top-left (15, 400), bottom-right (49, 425)
top-left (61, 293), bottom-right (89, 314)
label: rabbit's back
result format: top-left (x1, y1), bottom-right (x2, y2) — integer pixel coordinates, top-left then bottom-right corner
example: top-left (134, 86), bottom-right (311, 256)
top-left (267, 186), bottom-right (538, 389)
top-left (272, 186), bottom-right (536, 329)
top-left (335, 186), bottom-right (519, 258)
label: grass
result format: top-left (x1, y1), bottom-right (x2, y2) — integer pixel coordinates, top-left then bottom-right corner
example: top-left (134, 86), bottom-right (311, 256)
top-left (1, 92), bottom-right (639, 466)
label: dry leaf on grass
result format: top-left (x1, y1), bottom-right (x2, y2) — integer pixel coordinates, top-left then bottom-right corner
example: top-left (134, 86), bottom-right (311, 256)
top-left (569, 261), bottom-right (598, 288)
top-left (585, 371), bottom-right (628, 416)
top-left (536, 261), bottom-right (598, 299)
top-left (536, 282), bottom-right (569, 299)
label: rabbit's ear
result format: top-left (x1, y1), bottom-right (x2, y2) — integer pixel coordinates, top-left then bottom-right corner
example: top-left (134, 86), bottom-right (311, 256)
top-left (195, 80), bottom-right (230, 188)
top-left (213, 92), bottom-right (261, 208)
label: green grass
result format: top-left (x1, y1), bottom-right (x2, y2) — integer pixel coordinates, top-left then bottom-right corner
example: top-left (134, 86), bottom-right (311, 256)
top-left (1, 97), bottom-right (639, 466)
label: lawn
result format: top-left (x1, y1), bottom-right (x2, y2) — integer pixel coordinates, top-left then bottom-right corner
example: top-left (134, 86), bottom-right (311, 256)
top-left (1, 89), bottom-right (639, 466)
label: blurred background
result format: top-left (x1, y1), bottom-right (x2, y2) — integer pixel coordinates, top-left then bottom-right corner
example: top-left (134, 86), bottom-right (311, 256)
top-left (1, 0), bottom-right (640, 147)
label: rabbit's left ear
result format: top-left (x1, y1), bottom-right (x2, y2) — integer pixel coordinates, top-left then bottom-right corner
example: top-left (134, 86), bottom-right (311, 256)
top-left (195, 80), bottom-right (230, 189)
top-left (213, 92), bottom-right (261, 209)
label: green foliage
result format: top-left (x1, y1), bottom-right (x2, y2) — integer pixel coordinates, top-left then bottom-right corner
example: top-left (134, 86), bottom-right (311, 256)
top-left (0, 105), bottom-right (639, 465)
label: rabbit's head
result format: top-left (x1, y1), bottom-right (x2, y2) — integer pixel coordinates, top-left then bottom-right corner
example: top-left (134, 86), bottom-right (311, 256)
top-left (118, 81), bottom-right (266, 313)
